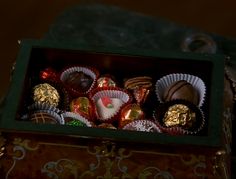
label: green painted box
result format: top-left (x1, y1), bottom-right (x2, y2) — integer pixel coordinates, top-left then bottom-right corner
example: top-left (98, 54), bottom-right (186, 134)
top-left (0, 39), bottom-right (232, 178)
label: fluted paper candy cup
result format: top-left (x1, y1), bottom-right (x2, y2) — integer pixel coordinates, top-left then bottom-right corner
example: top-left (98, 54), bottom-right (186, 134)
top-left (155, 73), bottom-right (206, 107)
top-left (153, 100), bottom-right (205, 135)
top-left (60, 66), bottom-right (99, 97)
top-left (122, 119), bottom-right (161, 132)
top-left (62, 112), bottom-right (93, 127)
top-left (90, 87), bottom-right (132, 123)
top-left (29, 110), bottom-right (65, 125)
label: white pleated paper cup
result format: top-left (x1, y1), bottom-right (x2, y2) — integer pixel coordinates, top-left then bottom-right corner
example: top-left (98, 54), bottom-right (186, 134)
top-left (62, 112), bottom-right (93, 127)
top-left (122, 119), bottom-right (161, 133)
top-left (28, 102), bottom-right (61, 113)
top-left (155, 73), bottom-right (206, 107)
top-left (90, 87), bottom-right (131, 123)
top-left (60, 66), bottom-right (98, 96)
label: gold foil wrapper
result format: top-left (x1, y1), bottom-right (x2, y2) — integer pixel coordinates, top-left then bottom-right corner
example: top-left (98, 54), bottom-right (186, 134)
top-left (163, 104), bottom-right (196, 129)
top-left (33, 83), bottom-right (60, 107)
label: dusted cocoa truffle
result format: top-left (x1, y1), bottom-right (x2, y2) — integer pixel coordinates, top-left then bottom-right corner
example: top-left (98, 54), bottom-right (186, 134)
top-left (64, 71), bottom-right (93, 93)
top-left (163, 80), bottom-right (199, 105)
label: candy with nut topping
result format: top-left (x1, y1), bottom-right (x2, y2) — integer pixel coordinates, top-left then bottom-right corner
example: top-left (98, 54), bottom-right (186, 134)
top-left (33, 83), bottom-right (60, 107)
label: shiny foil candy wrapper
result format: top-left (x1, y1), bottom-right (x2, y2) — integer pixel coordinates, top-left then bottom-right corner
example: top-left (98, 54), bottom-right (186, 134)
top-left (33, 83), bottom-right (60, 107)
top-left (153, 100), bottom-right (205, 135)
top-left (119, 103), bottom-right (144, 128)
top-left (97, 76), bottom-right (116, 88)
top-left (163, 104), bottom-right (196, 129)
top-left (70, 97), bottom-right (94, 120)
top-left (40, 68), bottom-right (59, 82)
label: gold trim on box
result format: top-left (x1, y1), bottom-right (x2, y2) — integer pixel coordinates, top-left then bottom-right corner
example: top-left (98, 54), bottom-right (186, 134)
top-left (0, 133), bottom-right (6, 158)
top-left (213, 150), bottom-right (229, 179)
top-left (4, 137), bottom-right (211, 179)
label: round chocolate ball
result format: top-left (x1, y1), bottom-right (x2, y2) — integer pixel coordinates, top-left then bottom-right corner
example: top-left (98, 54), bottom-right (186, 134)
top-left (64, 71), bottom-right (93, 93)
top-left (163, 80), bottom-right (199, 105)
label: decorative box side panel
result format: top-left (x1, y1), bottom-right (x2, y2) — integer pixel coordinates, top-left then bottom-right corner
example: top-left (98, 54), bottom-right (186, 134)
top-left (0, 132), bottom-right (228, 179)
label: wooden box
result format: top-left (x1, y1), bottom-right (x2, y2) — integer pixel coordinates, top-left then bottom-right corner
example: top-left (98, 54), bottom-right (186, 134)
top-left (0, 39), bottom-right (233, 178)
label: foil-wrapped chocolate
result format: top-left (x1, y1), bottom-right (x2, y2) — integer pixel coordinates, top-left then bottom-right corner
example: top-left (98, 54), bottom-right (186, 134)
top-left (40, 68), bottom-right (58, 82)
top-left (163, 104), bottom-right (196, 129)
top-left (119, 103), bottom-right (144, 128)
top-left (97, 76), bottom-right (116, 88)
top-left (33, 83), bottom-right (60, 107)
top-left (124, 76), bottom-right (152, 104)
top-left (70, 97), bottom-right (93, 119)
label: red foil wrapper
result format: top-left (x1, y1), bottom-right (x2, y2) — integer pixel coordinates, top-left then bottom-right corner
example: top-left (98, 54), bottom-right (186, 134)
top-left (119, 103), bottom-right (144, 128)
top-left (40, 68), bottom-right (58, 82)
top-left (97, 76), bottom-right (116, 88)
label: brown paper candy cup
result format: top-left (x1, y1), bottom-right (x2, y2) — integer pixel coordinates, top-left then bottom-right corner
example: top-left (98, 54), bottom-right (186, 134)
top-left (153, 100), bottom-right (205, 135)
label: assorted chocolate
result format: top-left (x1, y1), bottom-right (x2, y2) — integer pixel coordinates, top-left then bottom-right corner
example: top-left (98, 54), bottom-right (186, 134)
top-left (163, 80), bottom-right (199, 105)
top-left (20, 65), bottom-right (207, 136)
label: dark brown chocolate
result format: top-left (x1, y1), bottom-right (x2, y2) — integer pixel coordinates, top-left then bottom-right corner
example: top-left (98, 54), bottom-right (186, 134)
top-left (163, 80), bottom-right (199, 105)
top-left (64, 71), bottom-right (93, 92)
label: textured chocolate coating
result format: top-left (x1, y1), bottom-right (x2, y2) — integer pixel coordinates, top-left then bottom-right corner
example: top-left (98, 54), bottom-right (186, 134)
top-left (163, 80), bottom-right (199, 105)
top-left (30, 112), bottom-right (58, 124)
top-left (65, 71), bottom-right (93, 92)
top-left (163, 104), bottom-right (196, 129)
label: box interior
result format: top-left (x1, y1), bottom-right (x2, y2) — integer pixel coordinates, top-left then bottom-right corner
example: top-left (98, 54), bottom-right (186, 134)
top-left (1, 40), bottom-right (225, 146)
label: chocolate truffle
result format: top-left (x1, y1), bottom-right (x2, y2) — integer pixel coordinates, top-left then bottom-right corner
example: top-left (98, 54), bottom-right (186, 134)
top-left (64, 71), bottom-right (93, 93)
top-left (30, 111), bottom-right (59, 124)
top-left (33, 83), bottom-right (60, 107)
top-left (163, 80), bottom-right (199, 105)
top-left (124, 76), bottom-right (152, 104)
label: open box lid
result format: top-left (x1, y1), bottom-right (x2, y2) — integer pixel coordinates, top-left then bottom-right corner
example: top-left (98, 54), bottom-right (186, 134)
top-left (0, 39), bottom-right (225, 147)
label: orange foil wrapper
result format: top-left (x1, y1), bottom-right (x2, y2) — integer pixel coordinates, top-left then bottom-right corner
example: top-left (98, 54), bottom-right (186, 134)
top-left (119, 103), bottom-right (144, 128)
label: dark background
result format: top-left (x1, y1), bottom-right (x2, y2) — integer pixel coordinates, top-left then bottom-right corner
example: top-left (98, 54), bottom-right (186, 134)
top-left (1, 0), bottom-right (236, 99)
